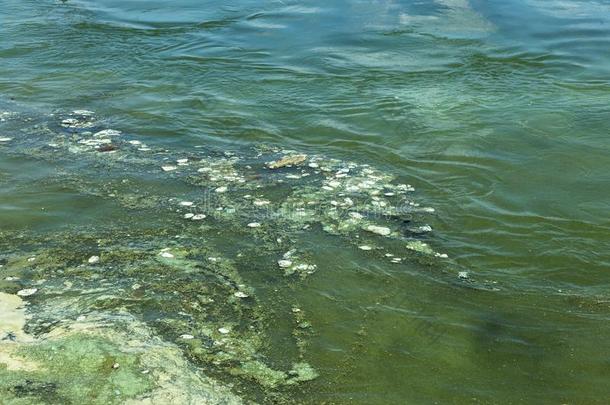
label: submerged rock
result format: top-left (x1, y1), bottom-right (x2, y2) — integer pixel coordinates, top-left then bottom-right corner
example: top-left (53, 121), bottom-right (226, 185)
top-left (405, 240), bottom-right (434, 255)
top-left (365, 225), bottom-right (392, 236)
top-left (16, 288), bottom-right (38, 297)
top-left (278, 260), bottom-right (292, 268)
top-left (266, 154), bottom-right (307, 169)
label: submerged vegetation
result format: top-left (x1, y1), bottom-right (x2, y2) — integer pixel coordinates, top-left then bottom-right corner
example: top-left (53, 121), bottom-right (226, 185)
top-left (0, 106), bottom-right (464, 403)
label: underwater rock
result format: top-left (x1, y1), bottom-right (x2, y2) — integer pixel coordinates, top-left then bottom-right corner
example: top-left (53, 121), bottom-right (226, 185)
top-left (278, 260), bottom-right (292, 268)
top-left (266, 154), bottom-right (307, 169)
top-left (365, 225), bottom-right (392, 236)
top-left (161, 165), bottom-right (177, 172)
top-left (247, 222), bottom-right (261, 228)
top-left (88, 256), bottom-right (100, 264)
top-left (405, 240), bottom-right (434, 255)
top-left (16, 288), bottom-right (38, 297)
top-left (97, 144), bottom-right (118, 153)
top-left (286, 362), bottom-right (319, 384)
top-left (0, 137), bottom-right (12, 142)
top-left (72, 110), bottom-right (95, 116)
top-left (61, 118), bottom-right (79, 127)
top-left (93, 129), bottom-right (121, 137)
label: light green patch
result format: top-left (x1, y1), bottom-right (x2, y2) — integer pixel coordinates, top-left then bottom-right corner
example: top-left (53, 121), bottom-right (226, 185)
top-left (406, 240), bottom-right (435, 254)
top-left (0, 334), bottom-right (152, 404)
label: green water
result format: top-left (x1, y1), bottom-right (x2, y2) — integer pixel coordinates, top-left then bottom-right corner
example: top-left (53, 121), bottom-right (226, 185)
top-left (1, 0), bottom-right (610, 403)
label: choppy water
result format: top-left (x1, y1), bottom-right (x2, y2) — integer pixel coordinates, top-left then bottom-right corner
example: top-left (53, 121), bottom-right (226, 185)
top-left (1, 0), bottom-right (610, 403)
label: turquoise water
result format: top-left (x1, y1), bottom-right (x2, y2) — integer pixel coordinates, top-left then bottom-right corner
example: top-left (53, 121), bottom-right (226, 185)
top-left (1, 0), bottom-right (610, 403)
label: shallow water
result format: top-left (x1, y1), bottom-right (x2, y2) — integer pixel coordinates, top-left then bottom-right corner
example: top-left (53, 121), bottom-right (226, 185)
top-left (1, 0), bottom-right (610, 403)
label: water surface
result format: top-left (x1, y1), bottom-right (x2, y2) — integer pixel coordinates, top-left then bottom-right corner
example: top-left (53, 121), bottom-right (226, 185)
top-left (1, 0), bottom-right (610, 403)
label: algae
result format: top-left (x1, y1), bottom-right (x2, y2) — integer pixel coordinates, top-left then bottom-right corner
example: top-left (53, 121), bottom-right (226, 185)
top-left (0, 107), bottom-right (459, 403)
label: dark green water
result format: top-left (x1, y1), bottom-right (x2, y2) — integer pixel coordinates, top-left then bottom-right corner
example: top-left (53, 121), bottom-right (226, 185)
top-left (1, 0), bottom-right (610, 403)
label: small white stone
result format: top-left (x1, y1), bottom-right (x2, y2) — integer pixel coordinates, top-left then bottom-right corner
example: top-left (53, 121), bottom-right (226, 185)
top-left (234, 291), bottom-right (249, 298)
top-left (366, 225), bottom-right (391, 236)
top-left (253, 199), bottom-right (270, 206)
top-left (159, 251), bottom-right (174, 259)
top-left (458, 271), bottom-right (469, 279)
top-left (88, 255), bottom-right (100, 264)
top-left (128, 140), bottom-right (142, 145)
top-left (179, 201), bottom-right (194, 207)
top-left (61, 118), bottom-right (79, 126)
top-left (177, 158), bottom-right (189, 164)
top-left (184, 213), bottom-right (195, 219)
top-left (192, 214), bottom-right (206, 220)
top-left (73, 110), bottom-right (95, 116)
top-left (358, 245), bottom-right (372, 251)
top-left (247, 222), bottom-right (261, 228)
top-left (308, 162), bottom-right (319, 168)
top-left (17, 288), bottom-right (38, 297)
top-left (93, 129), bottom-right (121, 137)
top-left (180, 334), bottom-right (195, 340)
top-left (0, 137), bottom-right (12, 142)
top-left (349, 212), bottom-right (364, 220)
top-left (218, 327), bottom-right (230, 334)
top-left (162, 165), bottom-right (177, 172)
top-left (215, 186), bottom-right (228, 193)
top-left (278, 260), bottom-right (293, 268)
top-left (294, 263), bottom-right (316, 272)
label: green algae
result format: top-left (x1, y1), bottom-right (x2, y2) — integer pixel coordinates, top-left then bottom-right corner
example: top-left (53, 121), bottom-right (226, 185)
top-left (0, 108), bottom-right (455, 403)
top-left (0, 334), bottom-right (152, 404)
top-left (406, 240), bottom-right (435, 255)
